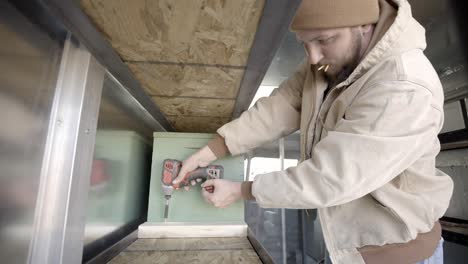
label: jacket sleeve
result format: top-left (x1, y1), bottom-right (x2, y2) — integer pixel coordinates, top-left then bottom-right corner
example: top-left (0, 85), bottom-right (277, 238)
top-left (217, 61), bottom-right (308, 155)
top-left (251, 80), bottom-right (444, 209)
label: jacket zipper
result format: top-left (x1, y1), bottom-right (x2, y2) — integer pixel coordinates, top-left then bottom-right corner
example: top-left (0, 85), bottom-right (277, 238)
top-left (308, 86), bottom-right (340, 157)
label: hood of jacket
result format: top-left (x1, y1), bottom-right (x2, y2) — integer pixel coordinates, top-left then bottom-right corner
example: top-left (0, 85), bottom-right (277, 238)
top-left (340, 0), bottom-right (427, 87)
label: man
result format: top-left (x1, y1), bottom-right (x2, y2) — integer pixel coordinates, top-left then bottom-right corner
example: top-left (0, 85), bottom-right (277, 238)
top-left (173, 0), bottom-right (454, 263)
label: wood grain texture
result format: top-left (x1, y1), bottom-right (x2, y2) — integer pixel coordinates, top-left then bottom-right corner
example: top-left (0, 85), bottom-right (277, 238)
top-left (165, 116), bottom-right (230, 133)
top-left (127, 63), bottom-right (243, 99)
top-left (126, 237), bottom-right (252, 251)
top-left (108, 249), bottom-right (262, 264)
top-left (80, 0), bottom-right (265, 66)
top-left (80, 0), bottom-right (266, 132)
top-left (152, 97), bottom-right (234, 117)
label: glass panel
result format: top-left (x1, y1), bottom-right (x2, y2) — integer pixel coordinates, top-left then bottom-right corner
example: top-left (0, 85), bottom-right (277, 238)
top-left (248, 157), bottom-right (298, 181)
top-left (245, 143), bottom-right (282, 263)
top-left (82, 74), bottom-right (155, 261)
top-left (422, 0), bottom-right (468, 99)
top-left (437, 148), bottom-right (468, 220)
top-left (420, 0), bottom-right (468, 137)
top-left (0, 2), bottom-right (63, 263)
top-left (440, 101), bottom-right (465, 133)
top-left (245, 138), bottom-right (300, 264)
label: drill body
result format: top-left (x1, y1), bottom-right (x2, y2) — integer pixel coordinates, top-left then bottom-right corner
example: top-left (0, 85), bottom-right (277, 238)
top-left (160, 159), bottom-right (223, 221)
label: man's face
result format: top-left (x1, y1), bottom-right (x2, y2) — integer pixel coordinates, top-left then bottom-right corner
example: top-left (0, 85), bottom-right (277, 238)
top-left (296, 27), bottom-right (363, 85)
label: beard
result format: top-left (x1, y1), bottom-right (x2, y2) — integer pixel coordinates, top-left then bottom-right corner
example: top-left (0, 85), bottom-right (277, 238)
top-left (326, 31), bottom-right (363, 88)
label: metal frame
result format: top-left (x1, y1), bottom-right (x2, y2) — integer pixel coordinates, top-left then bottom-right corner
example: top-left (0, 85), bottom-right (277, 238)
top-left (29, 36), bottom-right (105, 264)
top-left (279, 138), bottom-right (287, 264)
top-left (232, 0), bottom-right (301, 118)
top-left (104, 71), bottom-right (167, 133)
top-left (247, 228), bottom-right (275, 264)
top-left (460, 99), bottom-right (468, 128)
top-left (439, 129), bottom-right (468, 144)
top-left (85, 227), bottom-right (139, 264)
top-left (40, 0), bottom-right (173, 131)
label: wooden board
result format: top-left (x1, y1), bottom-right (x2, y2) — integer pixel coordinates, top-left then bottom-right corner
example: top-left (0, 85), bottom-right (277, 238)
top-left (126, 237), bottom-right (252, 251)
top-left (80, 0), bottom-right (264, 66)
top-left (127, 63), bottom-right (243, 99)
top-left (138, 223), bottom-right (247, 239)
top-left (152, 97), bottom-right (234, 117)
top-left (80, 0), bottom-right (266, 132)
top-left (165, 116), bottom-right (230, 133)
top-left (108, 249), bottom-right (261, 264)
top-left (110, 237), bottom-right (261, 264)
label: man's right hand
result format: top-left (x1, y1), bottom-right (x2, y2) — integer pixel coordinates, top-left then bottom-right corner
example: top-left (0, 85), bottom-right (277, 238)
top-left (172, 145), bottom-right (217, 191)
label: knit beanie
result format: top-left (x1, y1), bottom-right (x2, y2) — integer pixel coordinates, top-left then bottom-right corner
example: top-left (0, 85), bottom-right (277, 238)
top-left (290, 0), bottom-right (380, 31)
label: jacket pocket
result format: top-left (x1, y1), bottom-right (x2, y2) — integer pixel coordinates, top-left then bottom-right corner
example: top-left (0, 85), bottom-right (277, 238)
top-left (370, 192), bottom-right (414, 239)
top-left (325, 195), bottom-right (413, 250)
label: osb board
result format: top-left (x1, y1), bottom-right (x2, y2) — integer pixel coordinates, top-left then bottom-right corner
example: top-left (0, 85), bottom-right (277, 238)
top-left (127, 63), bottom-right (243, 99)
top-left (80, 0), bottom-right (265, 66)
top-left (108, 250), bottom-right (261, 264)
top-left (166, 116), bottom-right (230, 133)
top-left (80, 0), bottom-right (266, 132)
top-left (152, 97), bottom-right (234, 117)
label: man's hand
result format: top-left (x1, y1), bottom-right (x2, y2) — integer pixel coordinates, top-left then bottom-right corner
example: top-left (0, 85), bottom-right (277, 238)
top-left (172, 145), bottom-right (217, 190)
top-left (201, 179), bottom-right (242, 208)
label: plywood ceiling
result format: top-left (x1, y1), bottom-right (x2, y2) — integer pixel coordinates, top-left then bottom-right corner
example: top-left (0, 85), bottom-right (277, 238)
top-left (80, 0), bottom-right (265, 132)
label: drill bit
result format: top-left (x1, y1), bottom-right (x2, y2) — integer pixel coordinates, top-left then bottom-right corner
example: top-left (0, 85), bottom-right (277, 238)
top-left (163, 195), bottom-right (171, 222)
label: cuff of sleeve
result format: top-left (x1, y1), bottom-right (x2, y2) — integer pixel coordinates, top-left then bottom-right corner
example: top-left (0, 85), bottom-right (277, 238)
top-left (207, 134), bottom-right (230, 159)
top-left (241, 181), bottom-right (255, 201)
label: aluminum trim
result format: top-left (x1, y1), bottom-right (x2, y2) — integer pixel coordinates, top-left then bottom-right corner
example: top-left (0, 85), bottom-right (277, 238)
top-left (104, 71), bottom-right (166, 132)
top-left (29, 36), bottom-right (105, 264)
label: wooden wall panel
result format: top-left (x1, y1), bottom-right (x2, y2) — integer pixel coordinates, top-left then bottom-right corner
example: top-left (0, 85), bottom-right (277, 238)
top-left (81, 0), bottom-right (264, 66)
top-left (128, 63), bottom-right (243, 99)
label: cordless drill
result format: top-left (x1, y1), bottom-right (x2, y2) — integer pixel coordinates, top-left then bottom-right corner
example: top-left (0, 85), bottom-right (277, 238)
top-left (161, 159), bottom-right (223, 221)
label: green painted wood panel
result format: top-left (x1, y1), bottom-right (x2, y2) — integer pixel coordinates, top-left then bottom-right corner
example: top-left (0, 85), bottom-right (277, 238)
top-left (85, 131), bottom-right (151, 243)
top-left (148, 132), bottom-right (245, 223)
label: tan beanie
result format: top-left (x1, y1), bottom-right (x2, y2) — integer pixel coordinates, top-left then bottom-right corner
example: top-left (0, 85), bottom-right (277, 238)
top-left (290, 0), bottom-right (380, 31)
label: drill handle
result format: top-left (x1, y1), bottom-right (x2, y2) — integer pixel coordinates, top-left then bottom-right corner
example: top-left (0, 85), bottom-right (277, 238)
top-left (184, 166), bottom-right (223, 185)
top-left (162, 159), bottom-right (223, 188)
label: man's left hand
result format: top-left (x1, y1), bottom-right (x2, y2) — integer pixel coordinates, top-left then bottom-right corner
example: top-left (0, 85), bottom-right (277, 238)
top-left (201, 179), bottom-right (242, 208)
